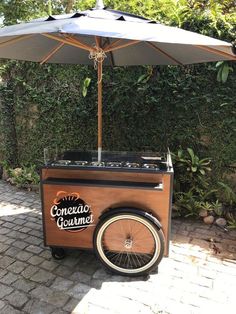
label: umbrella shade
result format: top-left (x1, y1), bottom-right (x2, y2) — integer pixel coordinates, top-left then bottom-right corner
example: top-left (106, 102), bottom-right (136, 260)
top-left (0, 1), bottom-right (235, 161)
top-left (0, 8), bottom-right (235, 65)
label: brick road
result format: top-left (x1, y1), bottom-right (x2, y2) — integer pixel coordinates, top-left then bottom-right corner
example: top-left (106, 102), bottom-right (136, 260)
top-left (0, 180), bottom-right (236, 314)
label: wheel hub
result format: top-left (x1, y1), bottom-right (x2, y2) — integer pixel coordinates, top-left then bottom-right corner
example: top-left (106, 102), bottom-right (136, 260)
top-left (124, 238), bottom-right (133, 249)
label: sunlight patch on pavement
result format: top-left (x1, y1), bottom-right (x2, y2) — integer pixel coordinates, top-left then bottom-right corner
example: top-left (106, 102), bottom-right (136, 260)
top-left (0, 201), bottom-right (41, 216)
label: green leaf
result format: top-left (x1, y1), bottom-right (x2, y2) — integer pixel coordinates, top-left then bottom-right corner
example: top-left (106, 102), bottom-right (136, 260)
top-left (177, 149), bottom-right (183, 158)
top-left (199, 169), bottom-right (206, 175)
top-left (187, 148), bottom-right (195, 163)
top-left (217, 66), bottom-right (223, 82)
top-left (191, 166), bottom-right (197, 172)
top-left (221, 64), bottom-right (229, 83)
top-left (216, 61), bottom-right (224, 68)
top-left (82, 77), bottom-right (91, 97)
top-left (137, 74), bottom-right (148, 83)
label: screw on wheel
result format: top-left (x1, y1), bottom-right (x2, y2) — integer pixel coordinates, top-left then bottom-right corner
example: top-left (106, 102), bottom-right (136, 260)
top-left (51, 247), bottom-right (66, 260)
top-left (93, 209), bottom-right (165, 276)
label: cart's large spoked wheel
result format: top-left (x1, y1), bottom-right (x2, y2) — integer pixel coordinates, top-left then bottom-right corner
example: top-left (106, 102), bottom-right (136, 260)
top-left (94, 212), bottom-right (165, 276)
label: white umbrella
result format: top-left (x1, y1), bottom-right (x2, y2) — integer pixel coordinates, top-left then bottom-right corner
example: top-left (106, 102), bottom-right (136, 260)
top-left (0, 0), bottom-right (235, 161)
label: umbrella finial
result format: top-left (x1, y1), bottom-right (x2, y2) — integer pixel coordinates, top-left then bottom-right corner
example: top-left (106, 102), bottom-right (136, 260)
top-left (95, 0), bottom-right (105, 9)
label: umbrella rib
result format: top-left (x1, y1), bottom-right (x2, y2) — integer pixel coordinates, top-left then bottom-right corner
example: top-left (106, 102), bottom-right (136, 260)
top-left (195, 45), bottom-right (236, 60)
top-left (103, 38), bottom-right (124, 51)
top-left (0, 34), bottom-right (34, 48)
top-left (146, 42), bottom-right (183, 65)
top-left (105, 40), bottom-right (140, 53)
top-left (109, 50), bottom-right (115, 67)
top-left (95, 36), bottom-right (101, 49)
top-left (42, 33), bottom-right (92, 52)
top-left (64, 35), bottom-right (95, 51)
top-left (40, 42), bottom-right (65, 65)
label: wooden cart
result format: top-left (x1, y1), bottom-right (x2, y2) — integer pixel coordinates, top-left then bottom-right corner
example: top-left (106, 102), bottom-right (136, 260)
top-left (41, 151), bottom-right (173, 276)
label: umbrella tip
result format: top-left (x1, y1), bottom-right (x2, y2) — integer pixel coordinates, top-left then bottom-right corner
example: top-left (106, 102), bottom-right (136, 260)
top-left (95, 0), bottom-right (105, 9)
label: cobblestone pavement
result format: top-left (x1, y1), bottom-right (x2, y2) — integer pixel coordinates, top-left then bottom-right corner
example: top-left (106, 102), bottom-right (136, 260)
top-left (0, 180), bottom-right (236, 314)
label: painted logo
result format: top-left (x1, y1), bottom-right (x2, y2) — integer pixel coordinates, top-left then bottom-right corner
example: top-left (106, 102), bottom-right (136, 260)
top-left (50, 191), bottom-right (94, 232)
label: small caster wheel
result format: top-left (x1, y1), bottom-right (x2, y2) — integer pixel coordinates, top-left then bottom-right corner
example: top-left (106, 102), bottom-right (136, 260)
top-left (51, 247), bottom-right (66, 260)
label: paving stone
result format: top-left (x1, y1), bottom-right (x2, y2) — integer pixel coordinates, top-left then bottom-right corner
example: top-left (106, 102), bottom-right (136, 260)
top-left (5, 237), bottom-right (15, 245)
top-left (0, 227), bottom-right (10, 235)
top-left (75, 260), bottom-right (100, 275)
top-left (15, 250), bottom-right (33, 261)
top-left (7, 260), bottom-right (26, 274)
top-left (19, 227), bottom-right (32, 233)
top-left (70, 271), bottom-right (92, 284)
top-left (31, 285), bottom-right (70, 307)
top-left (50, 276), bottom-right (74, 292)
top-left (81, 289), bottom-right (153, 314)
top-left (13, 240), bottom-right (29, 250)
top-left (0, 300), bottom-right (5, 310)
top-left (0, 272), bottom-right (18, 285)
top-left (14, 218), bottom-right (27, 225)
top-left (24, 221), bottom-right (39, 228)
top-left (0, 234), bottom-right (9, 243)
top-left (23, 298), bottom-right (56, 314)
top-left (9, 230), bottom-right (28, 240)
top-left (0, 283), bottom-right (13, 298)
top-left (0, 269), bottom-right (7, 279)
top-left (12, 278), bottom-right (37, 293)
top-left (0, 304), bottom-right (22, 314)
top-left (59, 253), bottom-right (81, 268)
top-left (73, 303), bottom-right (120, 314)
top-left (102, 283), bottom-right (156, 308)
top-left (25, 244), bottom-right (43, 254)
top-left (51, 310), bottom-right (70, 314)
top-left (3, 222), bottom-right (16, 229)
top-left (28, 230), bottom-right (42, 238)
top-left (67, 282), bottom-right (91, 298)
top-left (39, 249), bottom-right (52, 259)
top-left (190, 275), bottom-right (213, 288)
top-left (30, 269), bottom-right (56, 284)
top-left (13, 225), bottom-right (22, 231)
top-left (63, 297), bottom-right (81, 312)
top-left (21, 265), bottom-right (40, 279)
top-left (0, 243), bottom-right (8, 253)
top-left (24, 235), bottom-right (42, 246)
top-left (28, 255), bottom-right (44, 265)
top-left (5, 246), bottom-right (22, 257)
top-left (54, 264), bottom-right (75, 277)
top-left (40, 259), bottom-right (58, 271)
top-left (0, 255), bottom-right (15, 268)
top-left (4, 290), bottom-right (29, 309)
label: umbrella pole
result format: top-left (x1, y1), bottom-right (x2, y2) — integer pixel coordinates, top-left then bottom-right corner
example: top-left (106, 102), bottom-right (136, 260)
top-left (97, 59), bottom-right (103, 163)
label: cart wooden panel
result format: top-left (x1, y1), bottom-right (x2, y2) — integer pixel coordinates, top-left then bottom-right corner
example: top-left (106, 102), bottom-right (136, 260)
top-left (41, 167), bottom-right (173, 256)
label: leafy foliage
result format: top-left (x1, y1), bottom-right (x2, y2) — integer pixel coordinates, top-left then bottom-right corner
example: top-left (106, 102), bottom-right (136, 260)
top-left (172, 148), bottom-right (212, 192)
top-left (7, 165), bottom-right (40, 188)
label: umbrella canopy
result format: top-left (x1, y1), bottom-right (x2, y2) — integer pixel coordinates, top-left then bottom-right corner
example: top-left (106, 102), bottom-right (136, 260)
top-left (0, 3), bottom-right (235, 65)
top-left (0, 0), bottom-right (235, 160)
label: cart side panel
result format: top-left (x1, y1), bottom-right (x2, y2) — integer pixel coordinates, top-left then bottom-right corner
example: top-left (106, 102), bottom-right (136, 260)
top-left (41, 176), bottom-right (172, 256)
